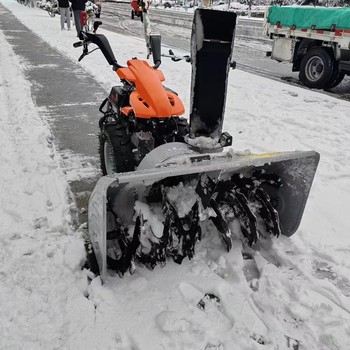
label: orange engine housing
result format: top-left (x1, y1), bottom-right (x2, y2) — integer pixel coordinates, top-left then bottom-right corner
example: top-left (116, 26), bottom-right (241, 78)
top-left (117, 60), bottom-right (185, 119)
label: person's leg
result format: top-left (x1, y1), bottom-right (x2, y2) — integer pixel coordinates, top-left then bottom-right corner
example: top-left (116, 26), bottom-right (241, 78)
top-left (73, 10), bottom-right (82, 37)
top-left (60, 8), bottom-right (65, 29)
top-left (65, 8), bottom-right (71, 29)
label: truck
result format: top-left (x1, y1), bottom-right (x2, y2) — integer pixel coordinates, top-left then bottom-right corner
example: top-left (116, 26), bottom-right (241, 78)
top-left (263, 6), bottom-right (350, 89)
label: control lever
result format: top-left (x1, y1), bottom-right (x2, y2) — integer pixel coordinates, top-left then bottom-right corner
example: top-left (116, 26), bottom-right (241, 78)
top-left (93, 21), bottom-right (102, 33)
top-left (162, 49), bottom-right (191, 63)
top-left (73, 41), bottom-right (83, 48)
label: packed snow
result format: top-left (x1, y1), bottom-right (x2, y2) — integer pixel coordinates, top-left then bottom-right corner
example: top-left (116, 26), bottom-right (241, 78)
top-left (1, 1), bottom-right (350, 349)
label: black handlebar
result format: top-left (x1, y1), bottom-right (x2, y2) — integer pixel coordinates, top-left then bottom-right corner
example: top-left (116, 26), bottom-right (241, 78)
top-left (73, 41), bottom-right (84, 48)
top-left (73, 31), bottom-right (161, 70)
top-left (162, 50), bottom-right (191, 63)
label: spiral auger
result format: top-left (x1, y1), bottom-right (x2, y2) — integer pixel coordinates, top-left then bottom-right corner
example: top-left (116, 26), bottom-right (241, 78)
top-left (106, 203), bottom-right (142, 276)
top-left (104, 170), bottom-right (285, 276)
top-left (135, 193), bottom-right (201, 270)
top-left (105, 183), bottom-right (202, 276)
top-left (197, 172), bottom-right (282, 249)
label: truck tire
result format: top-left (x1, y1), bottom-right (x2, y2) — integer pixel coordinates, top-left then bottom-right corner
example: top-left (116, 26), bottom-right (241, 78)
top-left (99, 124), bottom-right (134, 175)
top-left (325, 71), bottom-right (345, 90)
top-left (299, 47), bottom-right (334, 89)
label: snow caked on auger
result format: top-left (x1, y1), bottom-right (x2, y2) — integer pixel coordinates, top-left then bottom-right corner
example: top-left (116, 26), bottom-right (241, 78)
top-left (74, 9), bottom-right (320, 279)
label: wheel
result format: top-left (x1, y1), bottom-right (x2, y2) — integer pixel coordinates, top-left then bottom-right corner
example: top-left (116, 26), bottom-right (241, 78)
top-left (131, 10), bottom-right (134, 19)
top-left (325, 71), bottom-right (345, 90)
top-left (299, 47), bottom-right (335, 89)
top-left (99, 123), bottom-right (134, 175)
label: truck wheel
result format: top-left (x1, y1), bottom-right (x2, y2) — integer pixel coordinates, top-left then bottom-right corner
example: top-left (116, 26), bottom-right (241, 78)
top-left (99, 124), bottom-right (134, 175)
top-left (325, 71), bottom-right (345, 90)
top-left (299, 48), bottom-right (334, 89)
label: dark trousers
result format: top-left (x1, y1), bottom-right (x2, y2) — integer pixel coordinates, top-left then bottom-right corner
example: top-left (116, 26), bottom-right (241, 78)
top-left (73, 10), bottom-right (83, 38)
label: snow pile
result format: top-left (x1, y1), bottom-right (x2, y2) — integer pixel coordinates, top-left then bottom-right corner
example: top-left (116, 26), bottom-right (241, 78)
top-left (186, 135), bottom-right (221, 149)
top-left (166, 181), bottom-right (200, 217)
top-left (0, 24), bottom-right (88, 348)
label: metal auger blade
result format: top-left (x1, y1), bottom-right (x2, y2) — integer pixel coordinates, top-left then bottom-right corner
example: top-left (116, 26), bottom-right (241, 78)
top-left (162, 198), bottom-right (201, 264)
top-left (162, 199), bottom-right (181, 260)
top-left (137, 235), bottom-right (167, 270)
top-left (184, 201), bottom-right (201, 260)
top-left (226, 190), bottom-right (258, 246)
top-left (107, 214), bottom-right (142, 276)
top-left (195, 174), bottom-right (232, 251)
top-left (212, 179), bottom-right (258, 246)
top-left (135, 191), bottom-right (170, 270)
top-left (196, 173), bottom-right (217, 209)
top-left (198, 177), bottom-right (258, 246)
top-left (225, 173), bottom-right (282, 240)
top-left (254, 188), bottom-right (281, 238)
top-left (209, 198), bottom-right (233, 252)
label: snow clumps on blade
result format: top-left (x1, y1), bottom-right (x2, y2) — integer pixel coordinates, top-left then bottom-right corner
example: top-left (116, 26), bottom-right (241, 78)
top-left (165, 181), bottom-right (200, 218)
top-left (186, 136), bottom-right (220, 149)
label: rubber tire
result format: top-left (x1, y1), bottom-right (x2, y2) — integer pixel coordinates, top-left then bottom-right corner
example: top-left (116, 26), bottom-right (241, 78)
top-left (299, 48), bottom-right (335, 89)
top-left (99, 124), bottom-right (134, 175)
top-left (325, 71), bottom-right (345, 90)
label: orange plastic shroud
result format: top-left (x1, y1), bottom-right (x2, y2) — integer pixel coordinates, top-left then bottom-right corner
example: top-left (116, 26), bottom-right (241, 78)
top-left (117, 60), bottom-right (185, 119)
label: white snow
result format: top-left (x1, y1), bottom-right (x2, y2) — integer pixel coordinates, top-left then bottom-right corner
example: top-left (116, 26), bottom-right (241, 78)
top-left (186, 135), bottom-right (221, 149)
top-left (0, 1), bottom-right (350, 349)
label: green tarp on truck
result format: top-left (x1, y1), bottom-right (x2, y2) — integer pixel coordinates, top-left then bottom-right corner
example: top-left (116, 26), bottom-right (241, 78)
top-left (267, 6), bottom-right (350, 30)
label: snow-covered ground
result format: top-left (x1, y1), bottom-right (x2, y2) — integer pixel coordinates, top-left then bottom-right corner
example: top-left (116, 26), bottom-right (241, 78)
top-left (1, 1), bottom-right (350, 349)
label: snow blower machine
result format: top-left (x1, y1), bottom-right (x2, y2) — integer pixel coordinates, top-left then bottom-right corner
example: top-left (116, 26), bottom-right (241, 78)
top-left (74, 9), bottom-right (320, 280)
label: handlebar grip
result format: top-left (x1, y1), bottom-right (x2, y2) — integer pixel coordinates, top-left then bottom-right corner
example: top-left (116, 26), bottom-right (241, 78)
top-left (73, 41), bottom-right (83, 48)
